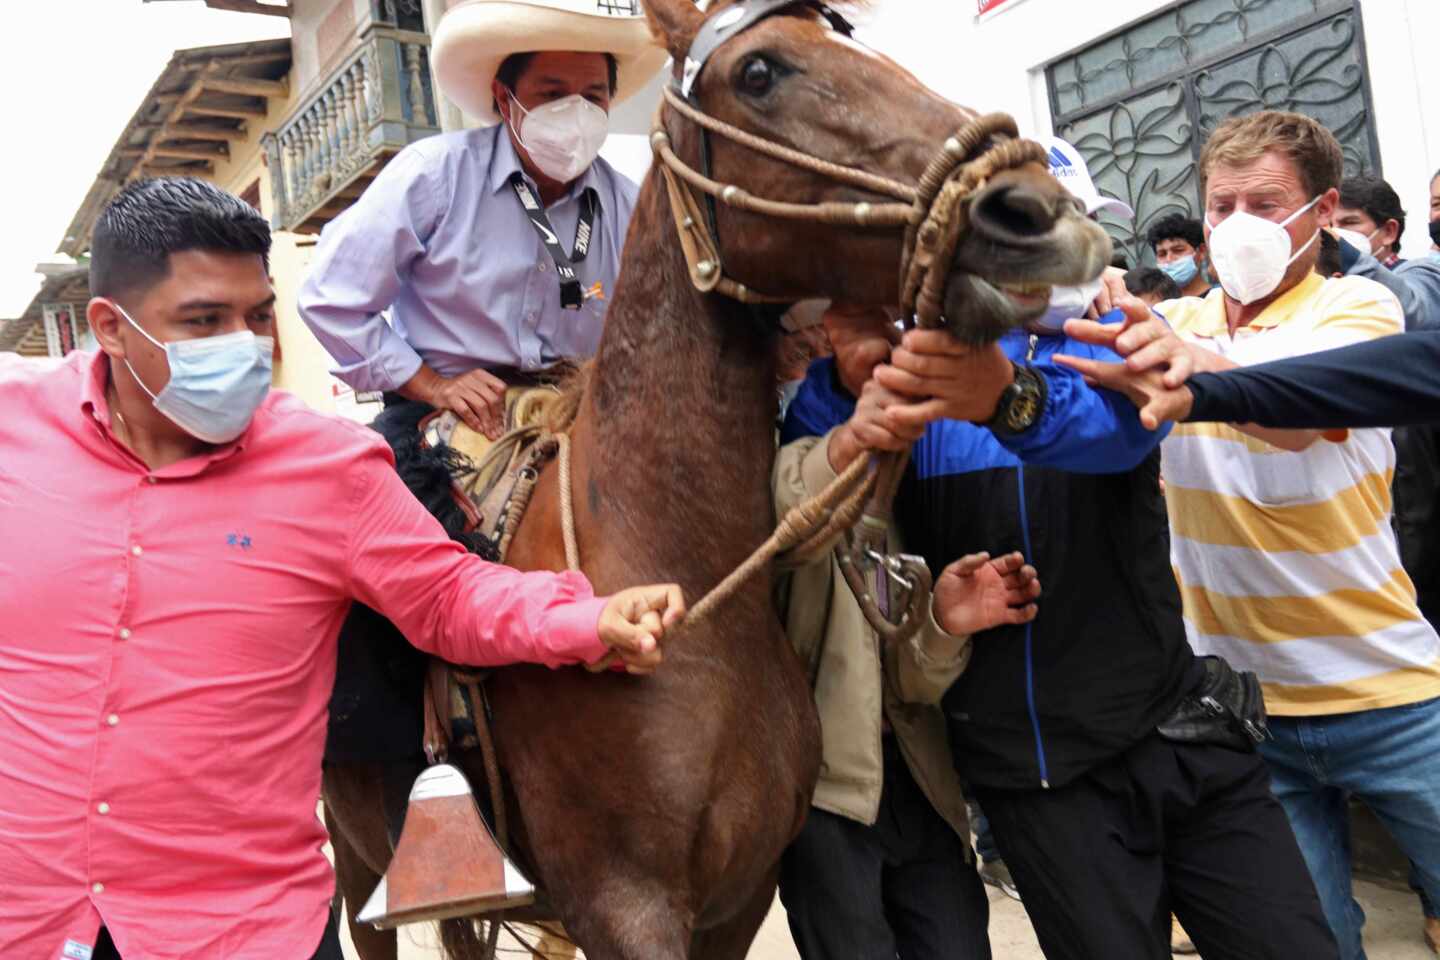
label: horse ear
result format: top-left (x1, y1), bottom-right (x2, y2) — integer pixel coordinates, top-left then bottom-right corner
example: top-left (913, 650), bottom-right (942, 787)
top-left (643, 0), bottom-right (707, 66)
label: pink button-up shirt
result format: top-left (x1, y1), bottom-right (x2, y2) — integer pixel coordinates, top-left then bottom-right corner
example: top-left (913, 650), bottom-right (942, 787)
top-left (0, 351), bottom-right (608, 960)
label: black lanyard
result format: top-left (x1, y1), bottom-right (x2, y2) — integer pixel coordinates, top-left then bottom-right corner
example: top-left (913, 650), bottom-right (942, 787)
top-left (511, 174), bottom-right (598, 311)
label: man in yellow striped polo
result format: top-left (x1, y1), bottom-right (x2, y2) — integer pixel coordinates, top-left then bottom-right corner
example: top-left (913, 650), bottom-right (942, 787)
top-left (1076, 111), bottom-right (1439, 960)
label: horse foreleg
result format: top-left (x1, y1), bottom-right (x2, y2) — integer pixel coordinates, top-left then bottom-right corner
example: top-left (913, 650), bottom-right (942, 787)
top-left (549, 883), bottom-right (692, 960)
top-left (689, 871), bottom-right (782, 960)
top-left (324, 801), bottom-right (397, 960)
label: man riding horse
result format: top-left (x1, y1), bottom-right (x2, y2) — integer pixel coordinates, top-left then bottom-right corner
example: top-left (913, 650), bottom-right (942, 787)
top-left (299, 0), bottom-right (667, 898)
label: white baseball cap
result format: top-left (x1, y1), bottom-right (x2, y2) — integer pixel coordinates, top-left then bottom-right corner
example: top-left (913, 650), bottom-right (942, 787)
top-left (1044, 136), bottom-right (1135, 220)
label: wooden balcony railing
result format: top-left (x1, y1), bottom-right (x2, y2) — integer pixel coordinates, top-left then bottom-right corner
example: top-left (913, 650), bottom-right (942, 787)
top-left (263, 23), bottom-right (438, 234)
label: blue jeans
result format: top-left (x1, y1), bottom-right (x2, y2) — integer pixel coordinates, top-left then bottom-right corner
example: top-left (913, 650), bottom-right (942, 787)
top-left (1261, 696), bottom-right (1440, 960)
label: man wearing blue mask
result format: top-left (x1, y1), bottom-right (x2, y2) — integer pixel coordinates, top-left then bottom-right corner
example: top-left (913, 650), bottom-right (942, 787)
top-left (0, 176), bottom-right (683, 960)
top-left (297, 0), bottom-right (668, 836)
top-left (1147, 213), bottom-right (1214, 298)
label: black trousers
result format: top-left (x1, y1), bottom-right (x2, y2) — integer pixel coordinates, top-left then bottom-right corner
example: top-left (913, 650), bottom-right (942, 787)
top-left (975, 734), bottom-right (1339, 960)
top-left (779, 737), bottom-right (992, 960)
top-left (92, 909), bottom-right (345, 960)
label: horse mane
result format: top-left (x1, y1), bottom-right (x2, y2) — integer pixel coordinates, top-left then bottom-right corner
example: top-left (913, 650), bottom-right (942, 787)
top-left (543, 361), bottom-right (593, 436)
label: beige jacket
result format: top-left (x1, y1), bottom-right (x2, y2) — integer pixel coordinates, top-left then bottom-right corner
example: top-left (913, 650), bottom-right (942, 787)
top-left (774, 429), bottom-right (973, 843)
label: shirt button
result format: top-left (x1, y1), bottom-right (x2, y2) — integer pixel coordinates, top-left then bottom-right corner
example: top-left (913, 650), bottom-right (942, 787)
top-left (146, 476), bottom-right (157, 485)
top-left (538, 262), bottom-right (548, 273)
top-left (118, 628), bottom-right (131, 641)
top-left (130, 545), bottom-right (143, 557)
top-left (105, 714), bottom-right (119, 727)
top-left (97, 802), bottom-right (111, 815)
top-left (92, 882), bottom-right (104, 894)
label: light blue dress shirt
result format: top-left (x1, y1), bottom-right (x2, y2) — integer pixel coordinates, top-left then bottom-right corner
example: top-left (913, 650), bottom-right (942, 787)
top-left (298, 123), bottom-right (639, 393)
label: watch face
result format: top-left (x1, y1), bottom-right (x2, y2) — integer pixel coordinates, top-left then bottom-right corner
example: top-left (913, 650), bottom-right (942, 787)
top-left (1009, 390), bottom-right (1041, 429)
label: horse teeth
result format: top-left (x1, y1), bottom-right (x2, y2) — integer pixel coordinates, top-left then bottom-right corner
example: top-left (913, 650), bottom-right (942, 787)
top-left (997, 281), bottom-right (1051, 296)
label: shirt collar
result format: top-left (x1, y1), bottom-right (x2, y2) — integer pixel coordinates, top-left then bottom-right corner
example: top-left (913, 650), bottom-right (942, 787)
top-left (1186, 272), bottom-right (1326, 337)
top-left (486, 120), bottom-right (606, 210)
top-left (79, 347), bottom-right (110, 419)
top-left (78, 348), bottom-right (252, 475)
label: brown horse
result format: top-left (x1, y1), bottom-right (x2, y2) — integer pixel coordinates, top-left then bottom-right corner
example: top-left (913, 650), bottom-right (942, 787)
top-left (323, 2), bottom-right (1110, 958)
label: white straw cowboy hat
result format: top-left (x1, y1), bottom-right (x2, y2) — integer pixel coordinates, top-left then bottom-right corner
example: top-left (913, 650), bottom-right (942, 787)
top-left (432, 0), bottom-right (669, 125)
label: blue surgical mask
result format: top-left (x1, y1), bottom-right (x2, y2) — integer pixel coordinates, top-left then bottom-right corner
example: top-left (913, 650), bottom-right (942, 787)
top-left (117, 303), bottom-right (273, 444)
top-left (1160, 254), bottom-right (1199, 287)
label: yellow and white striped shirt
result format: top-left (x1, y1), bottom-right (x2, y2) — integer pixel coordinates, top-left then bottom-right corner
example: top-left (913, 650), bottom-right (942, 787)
top-left (1161, 273), bottom-right (1440, 716)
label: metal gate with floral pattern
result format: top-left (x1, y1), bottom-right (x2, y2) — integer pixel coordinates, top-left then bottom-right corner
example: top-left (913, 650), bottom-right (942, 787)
top-left (1045, 0), bottom-right (1379, 266)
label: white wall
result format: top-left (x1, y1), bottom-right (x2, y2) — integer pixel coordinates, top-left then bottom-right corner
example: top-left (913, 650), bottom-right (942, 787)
top-left (856, 0), bottom-right (1159, 138)
top-left (1358, 0), bottom-right (1440, 258)
top-left (510, 0), bottom-right (1440, 257)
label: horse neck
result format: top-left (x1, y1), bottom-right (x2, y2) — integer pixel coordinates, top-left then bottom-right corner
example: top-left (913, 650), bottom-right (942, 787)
top-left (578, 175), bottom-right (780, 581)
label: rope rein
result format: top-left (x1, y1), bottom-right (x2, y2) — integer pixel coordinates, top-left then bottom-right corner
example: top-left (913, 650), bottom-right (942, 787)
top-left (473, 19), bottom-right (1057, 660)
top-left (646, 80), bottom-right (1046, 644)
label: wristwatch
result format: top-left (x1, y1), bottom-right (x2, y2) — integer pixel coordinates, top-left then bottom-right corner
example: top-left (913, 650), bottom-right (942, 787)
top-left (987, 362), bottom-right (1047, 435)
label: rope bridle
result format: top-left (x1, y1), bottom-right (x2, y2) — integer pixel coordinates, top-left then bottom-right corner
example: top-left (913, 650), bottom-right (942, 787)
top-left (648, 0), bottom-right (1049, 643)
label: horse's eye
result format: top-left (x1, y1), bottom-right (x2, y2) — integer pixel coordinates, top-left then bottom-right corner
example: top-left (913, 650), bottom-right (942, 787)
top-left (740, 57), bottom-right (775, 96)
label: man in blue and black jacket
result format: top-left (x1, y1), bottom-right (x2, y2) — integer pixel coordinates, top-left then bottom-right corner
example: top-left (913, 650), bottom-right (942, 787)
top-left (782, 303), bottom-right (1338, 960)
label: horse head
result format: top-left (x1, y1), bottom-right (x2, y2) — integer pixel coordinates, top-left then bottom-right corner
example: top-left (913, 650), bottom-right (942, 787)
top-left (643, 0), bottom-right (1110, 341)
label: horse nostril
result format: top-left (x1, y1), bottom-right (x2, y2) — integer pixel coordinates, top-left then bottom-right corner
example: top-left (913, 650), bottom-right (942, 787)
top-left (969, 183), bottom-right (1061, 241)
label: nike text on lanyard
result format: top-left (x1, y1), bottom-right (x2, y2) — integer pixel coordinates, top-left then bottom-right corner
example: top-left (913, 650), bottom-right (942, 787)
top-left (511, 174), bottom-right (599, 311)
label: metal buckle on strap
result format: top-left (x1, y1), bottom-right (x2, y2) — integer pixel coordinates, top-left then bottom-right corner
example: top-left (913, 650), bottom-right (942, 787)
top-left (681, 0), bottom-right (854, 99)
top-left (863, 547), bottom-right (929, 599)
top-left (837, 527), bottom-right (934, 644)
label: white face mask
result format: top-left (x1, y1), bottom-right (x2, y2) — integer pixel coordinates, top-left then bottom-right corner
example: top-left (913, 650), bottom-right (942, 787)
top-left (1027, 277), bottom-right (1105, 334)
top-left (117, 303), bottom-right (274, 444)
top-left (1206, 195), bottom-right (1321, 305)
top-left (508, 93), bottom-right (609, 184)
top-left (1333, 226), bottom-right (1380, 258)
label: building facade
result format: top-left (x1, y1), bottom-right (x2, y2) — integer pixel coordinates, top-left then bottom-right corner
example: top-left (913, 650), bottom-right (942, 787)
top-left (861, 0), bottom-right (1439, 266)
top-left (5, 0), bottom-right (1437, 407)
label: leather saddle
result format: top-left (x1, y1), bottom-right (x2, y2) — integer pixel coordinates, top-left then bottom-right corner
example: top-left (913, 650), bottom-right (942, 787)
top-left (356, 384), bottom-right (572, 932)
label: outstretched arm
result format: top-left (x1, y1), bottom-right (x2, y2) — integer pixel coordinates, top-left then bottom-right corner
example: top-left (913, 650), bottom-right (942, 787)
top-left (1061, 297), bottom-right (1323, 451)
top-left (346, 442), bottom-right (684, 674)
top-left (1187, 333), bottom-right (1440, 428)
top-left (874, 327), bottom-right (1168, 473)
top-left (1055, 330), bottom-right (1440, 431)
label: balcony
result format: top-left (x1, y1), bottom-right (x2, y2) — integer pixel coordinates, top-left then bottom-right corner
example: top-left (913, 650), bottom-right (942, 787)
top-left (264, 21), bottom-right (438, 234)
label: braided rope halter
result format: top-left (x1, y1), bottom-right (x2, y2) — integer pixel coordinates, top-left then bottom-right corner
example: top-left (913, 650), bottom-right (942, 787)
top-left (642, 0), bottom-right (1049, 642)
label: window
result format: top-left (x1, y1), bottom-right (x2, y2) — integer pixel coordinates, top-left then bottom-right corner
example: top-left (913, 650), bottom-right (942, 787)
top-left (1045, 0), bottom-right (1377, 266)
top-left (374, 0), bottom-right (424, 32)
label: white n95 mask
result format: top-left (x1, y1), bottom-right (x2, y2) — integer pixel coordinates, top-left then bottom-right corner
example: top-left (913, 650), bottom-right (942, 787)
top-left (1206, 196), bottom-right (1321, 305)
top-left (1028, 277), bottom-right (1105, 334)
top-left (1333, 227), bottom-right (1377, 259)
top-left (509, 94), bottom-right (609, 184)
top-left (117, 302), bottom-right (273, 444)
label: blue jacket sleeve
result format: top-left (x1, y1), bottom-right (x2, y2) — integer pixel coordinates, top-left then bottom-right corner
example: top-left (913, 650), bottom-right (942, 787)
top-left (997, 328), bottom-right (1171, 473)
top-left (1340, 241), bottom-right (1440, 332)
top-left (780, 358), bottom-right (856, 444)
top-left (1394, 256), bottom-right (1440, 332)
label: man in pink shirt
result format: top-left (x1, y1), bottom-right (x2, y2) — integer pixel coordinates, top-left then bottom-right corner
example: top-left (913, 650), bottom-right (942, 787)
top-left (0, 177), bottom-right (683, 960)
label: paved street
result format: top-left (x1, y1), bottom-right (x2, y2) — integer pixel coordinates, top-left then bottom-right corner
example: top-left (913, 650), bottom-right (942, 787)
top-left (342, 878), bottom-right (1437, 959)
